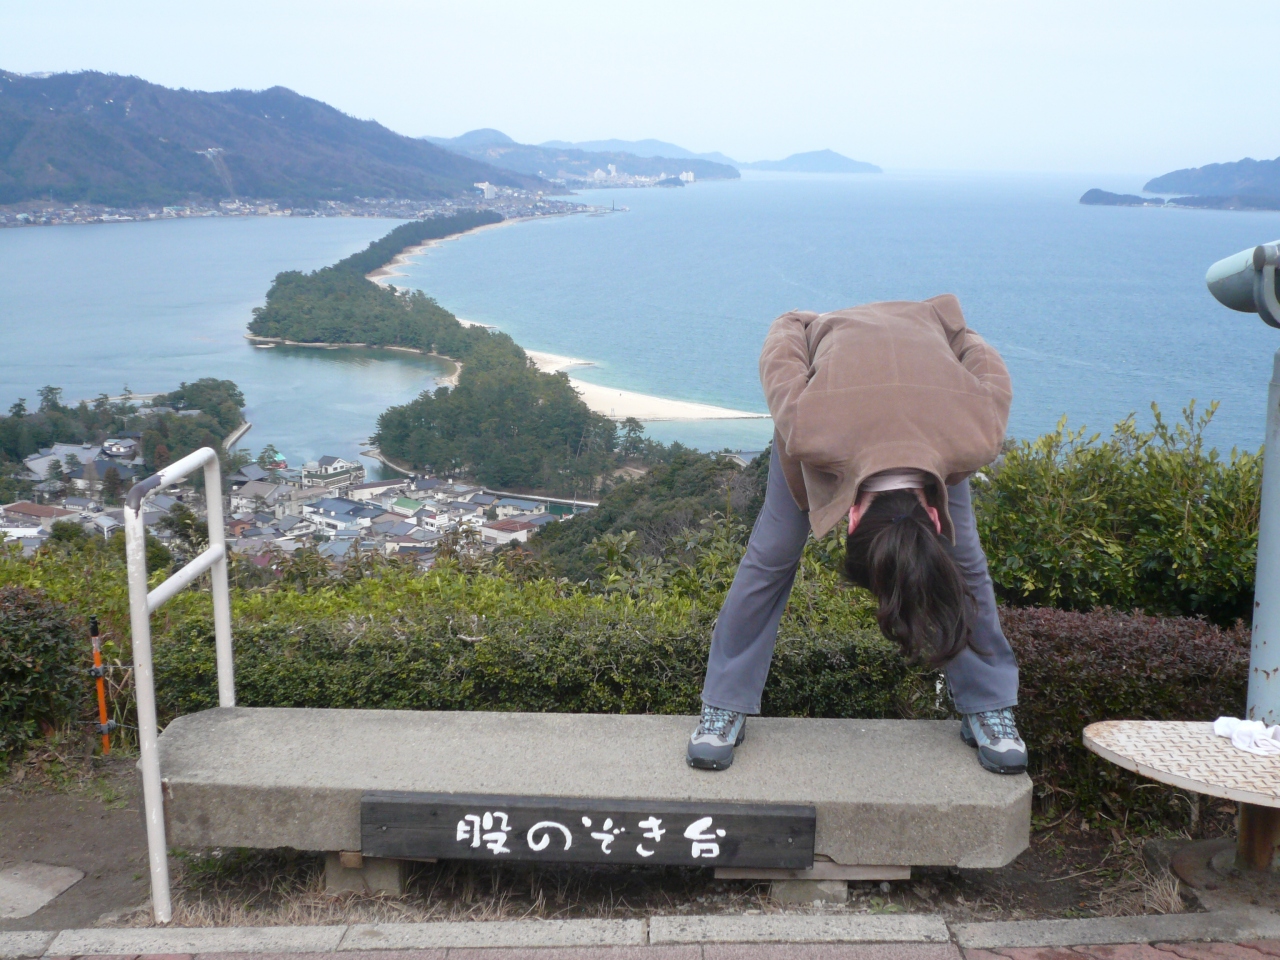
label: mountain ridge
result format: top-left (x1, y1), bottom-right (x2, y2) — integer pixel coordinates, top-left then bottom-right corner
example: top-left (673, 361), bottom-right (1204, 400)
top-left (422, 129), bottom-right (739, 182)
top-left (1144, 156), bottom-right (1280, 197)
top-left (739, 149), bottom-right (881, 173)
top-left (0, 71), bottom-right (542, 206)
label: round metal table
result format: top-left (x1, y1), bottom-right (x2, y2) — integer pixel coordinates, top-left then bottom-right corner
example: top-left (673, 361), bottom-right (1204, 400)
top-left (1084, 720), bottom-right (1280, 871)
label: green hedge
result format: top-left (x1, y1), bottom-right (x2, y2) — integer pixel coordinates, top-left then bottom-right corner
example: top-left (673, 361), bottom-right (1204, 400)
top-left (154, 605), bottom-right (917, 723)
top-left (975, 405), bottom-right (1260, 625)
top-left (0, 585), bottom-right (86, 756)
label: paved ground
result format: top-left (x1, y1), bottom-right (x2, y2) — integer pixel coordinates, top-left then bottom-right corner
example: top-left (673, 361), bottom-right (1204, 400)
top-left (19, 944), bottom-right (1280, 959)
top-left (0, 764), bottom-right (149, 931)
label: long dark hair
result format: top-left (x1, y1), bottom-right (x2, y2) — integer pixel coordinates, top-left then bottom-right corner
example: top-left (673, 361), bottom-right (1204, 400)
top-left (843, 489), bottom-right (973, 666)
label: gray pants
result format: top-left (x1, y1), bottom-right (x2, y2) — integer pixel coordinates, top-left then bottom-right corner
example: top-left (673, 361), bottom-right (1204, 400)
top-left (701, 445), bottom-right (1019, 715)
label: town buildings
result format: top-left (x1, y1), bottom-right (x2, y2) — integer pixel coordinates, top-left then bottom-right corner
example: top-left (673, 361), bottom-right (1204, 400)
top-left (2, 451), bottom-right (588, 569)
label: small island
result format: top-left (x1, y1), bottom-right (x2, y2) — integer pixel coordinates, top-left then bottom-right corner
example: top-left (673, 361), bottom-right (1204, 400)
top-left (1079, 189), bottom-right (1164, 207)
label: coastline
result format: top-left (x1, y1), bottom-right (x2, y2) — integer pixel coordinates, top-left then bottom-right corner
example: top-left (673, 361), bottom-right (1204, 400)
top-left (253, 214), bottom-right (768, 424)
top-left (364, 222), bottom-right (767, 423)
top-left (366, 216), bottom-right (532, 284)
top-left (526, 350), bottom-right (768, 422)
top-left (243, 334), bottom-right (462, 387)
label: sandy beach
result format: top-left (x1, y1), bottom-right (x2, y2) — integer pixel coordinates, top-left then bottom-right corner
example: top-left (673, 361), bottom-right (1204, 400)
top-left (366, 218), bottom-right (525, 285)
top-left (527, 350), bottom-right (768, 422)
top-left (368, 229), bottom-right (768, 424)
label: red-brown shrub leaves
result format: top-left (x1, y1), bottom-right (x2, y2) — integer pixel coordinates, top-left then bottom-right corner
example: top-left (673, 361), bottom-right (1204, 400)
top-left (1001, 605), bottom-right (1249, 815)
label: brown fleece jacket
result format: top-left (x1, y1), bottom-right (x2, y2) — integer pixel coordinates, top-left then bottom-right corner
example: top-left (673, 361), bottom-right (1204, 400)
top-left (760, 294), bottom-right (1012, 542)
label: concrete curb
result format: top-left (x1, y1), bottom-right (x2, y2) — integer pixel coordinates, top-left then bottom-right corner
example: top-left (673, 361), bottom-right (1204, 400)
top-left (7, 909), bottom-right (1280, 956)
top-left (952, 910), bottom-right (1280, 948)
top-left (45, 925), bottom-right (347, 956)
top-left (0, 932), bottom-right (55, 960)
top-left (649, 914), bottom-right (952, 944)
top-left (338, 919), bottom-right (647, 949)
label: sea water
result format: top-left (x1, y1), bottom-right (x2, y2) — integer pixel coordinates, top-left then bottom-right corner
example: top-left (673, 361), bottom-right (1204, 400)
top-left (394, 171), bottom-right (1280, 454)
top-left (0, 215), bottom-right (450, 470)
top-left (3, 173), bottom-right (1280, 467)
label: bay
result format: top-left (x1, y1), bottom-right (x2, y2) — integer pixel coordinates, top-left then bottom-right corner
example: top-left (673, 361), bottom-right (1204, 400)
top-left (395, 172), bottom-right (1280, 454)
top-left (0, 215), bottom-right (450, 473)
top-left (4, 172), bottom-right (1280, 476)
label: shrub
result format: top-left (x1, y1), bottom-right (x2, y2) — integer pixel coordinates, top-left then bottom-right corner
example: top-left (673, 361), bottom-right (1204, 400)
top-left (0, 585), bottom-right (86, 755)
top-left (1003, 605), bottom-right (1249, 815)
top-left (974, 404), bottom-right (1261, 625)
top-left (153, 601), bottom-right (918, 723)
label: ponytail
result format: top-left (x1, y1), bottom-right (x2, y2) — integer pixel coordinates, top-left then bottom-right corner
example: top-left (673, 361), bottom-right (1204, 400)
top-left (843, 489), bottom-right (973, 666)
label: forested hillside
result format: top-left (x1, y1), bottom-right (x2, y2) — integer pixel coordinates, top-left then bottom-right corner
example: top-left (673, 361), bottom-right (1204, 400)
top-left (0, 71), bottom-right (542, 206)
top-left (425, 129), bottom-right (740, 181)
top-left (0, 379), bottom-right (244, 502)
top-left (1145, 155), bottom-right (1280, 197)
top-left (248, 213), bottom-right (502, 347)
top-left (248, 214), bottom-right (629, 494)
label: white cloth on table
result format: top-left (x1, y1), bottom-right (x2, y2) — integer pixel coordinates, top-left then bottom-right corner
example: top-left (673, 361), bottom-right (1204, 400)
top-left (1213, 716), bottom-right (1280, 756)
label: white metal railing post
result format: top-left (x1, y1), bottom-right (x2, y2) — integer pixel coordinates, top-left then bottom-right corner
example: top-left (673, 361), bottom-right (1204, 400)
top-left (122, 445), bottom-right (235, 924)
top-left (123, 488), bottom-right (172, 923)
top-left (203, 457), bottom-right (235, 707)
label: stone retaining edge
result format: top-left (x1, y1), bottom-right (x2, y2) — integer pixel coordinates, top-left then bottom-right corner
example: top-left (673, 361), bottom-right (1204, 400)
top-left (952, 910), bottom-right (1280, 948)
top-left (649, 914), bottom-right (951, 943)
top-left (6, 909), bottom-right (1280, 957)
top-left (0, 933), bottom-right (55, 960)
top-left (337, 919), bottom-right (647, 949)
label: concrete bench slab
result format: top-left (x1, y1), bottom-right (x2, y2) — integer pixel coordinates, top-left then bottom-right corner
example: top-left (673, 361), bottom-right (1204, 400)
top-left (157, 708), bottom-right (1030, 869)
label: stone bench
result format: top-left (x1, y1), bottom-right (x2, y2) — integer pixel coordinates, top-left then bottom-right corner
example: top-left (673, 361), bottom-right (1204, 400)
top-left (157, 707), bottom-right (1031, 898)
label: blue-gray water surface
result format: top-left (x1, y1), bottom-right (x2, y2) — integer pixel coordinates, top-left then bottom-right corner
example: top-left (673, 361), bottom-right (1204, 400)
top-left (395, 172), bottom-right (1280, 454)
top-left (0, 216), bottom-right (449, 474)
top-left (3, 172), bottom-right (1280, 471)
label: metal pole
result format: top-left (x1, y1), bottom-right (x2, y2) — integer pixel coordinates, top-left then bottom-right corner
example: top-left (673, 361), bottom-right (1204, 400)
top-left (1237, 348), bottom-right (1280, 872)
top-left (123, 497), bottom-right (173, 924)
top-left (203, 458), bottom-right (235, 707)
top-left (1249, 348), bottom-right (1280, 726)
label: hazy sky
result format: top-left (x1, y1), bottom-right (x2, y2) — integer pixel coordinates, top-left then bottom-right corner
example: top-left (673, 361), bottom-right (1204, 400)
top-left (2, 1), bottom-right (1274, 178)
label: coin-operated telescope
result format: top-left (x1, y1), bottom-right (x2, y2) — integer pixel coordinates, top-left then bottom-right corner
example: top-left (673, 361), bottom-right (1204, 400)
top-left (1206, 240), bottom-right (1280, 726)
top-left (1207, 241), bottom-right (1280, 326)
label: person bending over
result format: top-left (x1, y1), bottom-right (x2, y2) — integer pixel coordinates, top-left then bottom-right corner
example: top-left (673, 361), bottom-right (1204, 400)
top-left (687, 295), bottom-right (1025, 775)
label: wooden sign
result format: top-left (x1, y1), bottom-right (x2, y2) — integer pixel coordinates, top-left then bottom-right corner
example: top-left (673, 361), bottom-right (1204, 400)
top-left (361, 791), bottom-right (815, 869)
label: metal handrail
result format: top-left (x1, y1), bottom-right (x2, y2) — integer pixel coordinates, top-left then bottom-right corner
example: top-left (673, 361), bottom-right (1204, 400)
top-left (124, 446), bottom-right (233, 924)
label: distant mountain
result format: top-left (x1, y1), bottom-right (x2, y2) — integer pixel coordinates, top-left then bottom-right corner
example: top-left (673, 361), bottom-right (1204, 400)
top-left (1079, 189), bottom-right (1164, 207)
top-left (423, 128), bottom-right (517, 149)
top-left (1145, 156), bottom-right (1280, 197)
top-left (538, 137), bottom-right (739, 166)
top-left (423, 129), bottom-right (739, 182)
top-left (739, 150), bottom-right (880, 173)
top-left (0, 71), bottom-right (541, 207)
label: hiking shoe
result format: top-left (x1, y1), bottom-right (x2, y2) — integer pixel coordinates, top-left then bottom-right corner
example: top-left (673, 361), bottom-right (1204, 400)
top-left (687, 703), bottom-right (746, 770)
top-left (960, 708), bottom-right (1027, 775)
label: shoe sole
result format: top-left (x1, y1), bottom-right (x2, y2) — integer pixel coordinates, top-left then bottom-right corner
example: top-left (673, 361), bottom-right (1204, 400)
top-left (977, 751), bottom-right (1027, 775)
top-left (686, 725), bottom-right (746, 771)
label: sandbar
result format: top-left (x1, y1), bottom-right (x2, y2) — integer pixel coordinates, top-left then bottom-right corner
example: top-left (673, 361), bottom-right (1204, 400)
top-left (369, 231), bottom-right (769, 424)
top-left (528, 350), bottom-right (768, 422)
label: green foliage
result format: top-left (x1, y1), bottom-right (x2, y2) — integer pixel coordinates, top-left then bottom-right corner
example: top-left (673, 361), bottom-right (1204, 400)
top-left (0, 585), bottom-right (85, 756)
top-left (375, 359), bottom-right (618, 495)
top-left (331, 212), bottom-right (503, 277)
top-left (0, 381), bottom-right (244, 482)
top-left (974, 404), bottom-right (1260, 624)
top-left (533, 448), bottom-right (770, 580)
top-left (249, 215), bottom-right (629, 495)
top-left (152, 379), bottom-right (246, 433)
top-left (102, 530), bottom-right (171, 576)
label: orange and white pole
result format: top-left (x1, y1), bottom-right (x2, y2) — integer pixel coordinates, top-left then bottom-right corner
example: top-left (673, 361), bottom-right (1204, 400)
top-left (89, 616), bottom-right (111, 755)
